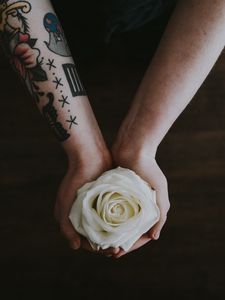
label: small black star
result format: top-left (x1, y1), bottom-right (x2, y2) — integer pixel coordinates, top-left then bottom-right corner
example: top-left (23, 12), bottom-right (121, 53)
top-left (66, 115), bottom-right (78, 129)
top-left (58, 95), bottom-right (70, 108)
top-left (53, 76), bottom-right (63, 89)
top-left (46, 59), bottom-right (56, 71)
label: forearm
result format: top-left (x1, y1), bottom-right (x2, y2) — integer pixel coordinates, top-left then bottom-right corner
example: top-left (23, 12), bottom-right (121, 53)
top-left (121, 0), bottom-right (225, 153)
top-left (0, 0), bottom-right (106, 162)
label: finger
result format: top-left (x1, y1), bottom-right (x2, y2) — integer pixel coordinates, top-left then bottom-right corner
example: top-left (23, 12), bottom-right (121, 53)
top-left (60, 220), bottom-right (81, 250)
top-left (80, 239), bottom-right (119, 255)
top-left (98, 247), bottom-right (120, 256)
top-left (148, 186), bottom-right (170, 239)
top-left (80, 237), bottom-right (95, 252)
top-left (129, 159), bottom-right (170, 241)
top-left (146, 173), bottom-right (170, 240)
top-left (114, 234), bottom-right (151, 258)
top-left (148, 214), bottom-right (167, 240)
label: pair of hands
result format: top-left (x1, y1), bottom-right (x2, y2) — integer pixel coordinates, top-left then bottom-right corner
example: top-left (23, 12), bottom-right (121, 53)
top-left (54, 134), bottom-right (170, 259)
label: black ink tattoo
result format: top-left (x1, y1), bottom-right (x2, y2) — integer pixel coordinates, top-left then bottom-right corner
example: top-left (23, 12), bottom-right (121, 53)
top-left (42, 93), bottom-right (70, 142)
top-left (58, 95), bottom-right (69, 108)
top-left (43, 12), bottom-right (71, 57)
top-left (32, 82), bottom-right (45, 103)
top-left (53, 76), bottom-right (63, 89)
top-left (66, 115), bottom-right (78, 129)
top-left (0, 1), bottom-right (31, 32)
top-left (46, 58), bottom-right (56, 71)
top-left (62, 63), bottom-right (86, 97)
top-left (0, 1), bottom-right (48, 99)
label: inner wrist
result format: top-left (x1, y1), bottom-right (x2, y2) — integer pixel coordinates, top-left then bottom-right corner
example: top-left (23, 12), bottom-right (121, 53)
top-left (114, 120), bottom-right (159, 158)
top-left (66, 139), bottom-right (112, 169)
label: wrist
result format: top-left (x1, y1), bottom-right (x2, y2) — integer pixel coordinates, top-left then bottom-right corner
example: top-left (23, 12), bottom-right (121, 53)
top-left (112, 136), bottom-right (158, 170)
top-left (112, 125), bottom-right (158, 163)
top-left (66, 138), bottom-right (112, 172)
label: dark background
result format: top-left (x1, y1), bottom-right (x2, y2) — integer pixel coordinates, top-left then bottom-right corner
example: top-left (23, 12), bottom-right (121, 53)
top-left (0, 1), bottom-right (225, 299)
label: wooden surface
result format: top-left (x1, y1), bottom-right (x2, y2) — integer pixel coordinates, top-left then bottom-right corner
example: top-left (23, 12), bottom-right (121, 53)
top-left (0, 3), bottom-right (225, 299)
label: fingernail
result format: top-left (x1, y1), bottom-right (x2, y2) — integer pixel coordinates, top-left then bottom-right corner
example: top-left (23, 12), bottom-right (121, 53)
top-left (153, 232), bottom-right (160, 240)
top-left (113, 248), bottom-right (120, 255)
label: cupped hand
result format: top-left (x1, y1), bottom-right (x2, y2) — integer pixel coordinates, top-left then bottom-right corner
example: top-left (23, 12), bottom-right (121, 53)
top-left (111, 144), bottom-right (170, 258)
top-left (54, 150), bottom-right (120, 256)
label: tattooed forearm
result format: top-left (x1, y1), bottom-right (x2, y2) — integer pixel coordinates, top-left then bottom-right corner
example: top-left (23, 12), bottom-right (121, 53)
top-left (0, 1), bottom-right (88, 144)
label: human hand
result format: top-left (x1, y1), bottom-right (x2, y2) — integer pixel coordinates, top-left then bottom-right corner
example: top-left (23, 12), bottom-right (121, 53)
top-left (111, 143), bottom-right (170, 258)
top-left (54, 149), bottom-right (120, 256)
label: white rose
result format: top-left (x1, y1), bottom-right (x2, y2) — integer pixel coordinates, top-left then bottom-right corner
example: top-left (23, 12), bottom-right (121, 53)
top-left (69, 167), bottom-right (160, 251)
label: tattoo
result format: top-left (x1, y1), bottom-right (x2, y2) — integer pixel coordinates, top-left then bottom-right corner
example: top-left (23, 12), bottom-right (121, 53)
top-left (58, 95), bottom-right (70, 108)
top-left (0, 1), bottom-right (31, 32)
top-left (42, 93), bottom-right (70, 142)
top-left (0, 2), bottom-right (79, 141)
top-left (53, 76), bottom-right (63, 89)
top-left (62, 63), bottom-right (86, 97)
top-left (32, 82), bottom-right (45, 103)
top-left (46, 58), bottom-right (56, 71)
top-left (0, 1), bottom-right (47, 99)
top-left (66, 115), bottom-right (78, 129)
top-left (43, 12), bottom-right (71, 57)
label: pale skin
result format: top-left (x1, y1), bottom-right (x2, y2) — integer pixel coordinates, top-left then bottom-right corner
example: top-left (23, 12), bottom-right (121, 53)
top-left (2, 0), bottom-right (225, 258)
top-left (111, 0), bottom-right (225, 258)
top-left (0, 0), bottom-right (115, 255)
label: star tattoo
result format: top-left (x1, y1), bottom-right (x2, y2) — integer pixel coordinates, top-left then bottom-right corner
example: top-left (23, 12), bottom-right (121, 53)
top-left (46, 59), bottom-right (56, 71)
top-left (58, 95), bottom-right (70, 108)
top-left (66, 115), bottom-right (78, 129)
top-left (53, 76), bottom-right (63, 89)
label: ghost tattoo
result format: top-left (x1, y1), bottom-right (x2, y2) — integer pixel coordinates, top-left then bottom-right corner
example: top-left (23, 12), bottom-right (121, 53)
top-left (43, 12), bottom-right (71, 57)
